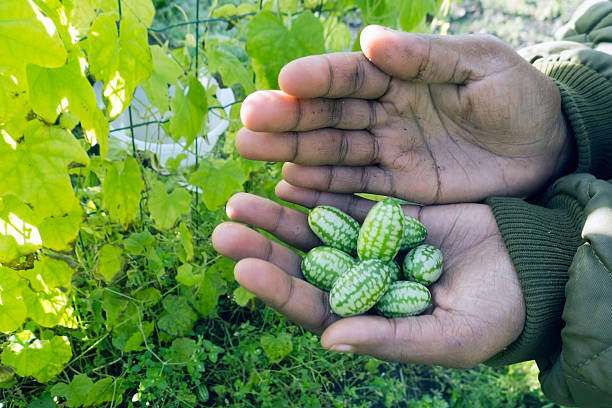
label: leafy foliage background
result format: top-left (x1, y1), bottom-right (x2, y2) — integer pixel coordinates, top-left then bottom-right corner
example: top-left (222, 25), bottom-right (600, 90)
top-left (0, 0), bottom-right (575, 406)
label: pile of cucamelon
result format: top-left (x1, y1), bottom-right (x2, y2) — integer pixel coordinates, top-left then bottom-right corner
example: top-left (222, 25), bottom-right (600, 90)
top-left (302, 199), bottom-right (443, 318)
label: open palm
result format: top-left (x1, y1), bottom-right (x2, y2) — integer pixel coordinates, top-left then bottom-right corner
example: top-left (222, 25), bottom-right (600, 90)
top-left (237, 26), bottom-right (573, 204)
top-left (212, 184), bottom-right (525, 367)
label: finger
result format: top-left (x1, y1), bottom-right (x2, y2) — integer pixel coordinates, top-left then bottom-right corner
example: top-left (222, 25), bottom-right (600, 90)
top-left (234, 258), bottom-right (339, 334)
top-left (282, 162), bottom-right (395, 198)
top-left (320, 313), bottom-right (482, 368)
top-left (275, 181), bottom-right (375, 222)
top-left (212, 222), bottom-right (303, 278)
top-left (240, 90), bottom-right (388, 132)
top-left (360, 25), bottom-right (508, 84)
top-left (235, 128), bottom-right (381, 166)
top-left (278, 52), bottom-right (391, 99)
top-left (225, 192), bottom-right (320, 252)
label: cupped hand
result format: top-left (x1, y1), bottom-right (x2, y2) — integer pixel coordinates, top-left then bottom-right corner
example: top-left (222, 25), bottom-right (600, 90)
top-left (237, 26), bottom-right (574, 204)
top-left (212, 183), bottom-right (525, 367)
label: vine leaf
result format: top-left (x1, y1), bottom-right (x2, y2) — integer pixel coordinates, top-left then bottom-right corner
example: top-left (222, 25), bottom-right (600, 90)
top-left (0, 121), bottom-right (90, 219)
top-left (102, 156), bottom-right (144, 228)
top-left (157, 295), bottom-right (197, 337)
top-left (168, 76), bottom-right (207, 147)
top-left (141, 45), bottom-right (183, 114)
top-left (37, 199), bottom-right (84, 252)
top-left (189, 159), bottom-right (248, 211)
top-left (84, 12), bottom-right (152, 119)
top-left (1, 331), bottom-right (72, 383)
top-left (0, 267), bottom-right (28, 333)
top-left (95, 244), bottom-right (124, 282)
top-left (399, 0), bottom-right (437, 31)
top-left (178, 221), bottom-right (194, 263)
top-left (260, 332), bottom-right (293, 363)
top-left (22, 285), bottom-right (68, 328)
top-left (0, 1), bottom-right (67, 70)
top-left (148, 181), bottom-right (192, 231)
top-left (206, 41), bottom-right (255, 95)
top-left (27, 51), bottom-right (109, 158)
top-left (17, 256), bottom-right (73, 293)
top-left (0, 195), bottom-right (43, 263)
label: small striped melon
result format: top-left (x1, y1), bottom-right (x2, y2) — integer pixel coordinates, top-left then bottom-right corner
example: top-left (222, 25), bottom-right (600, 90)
top-left (301, 246), bottom-right (356, 291)
top-left (357, 199), bottom-right (404, 262)
top-left (308, 206), bottom-right (360, 255)
top-left (399, 215), bottom-right (427, 250)
top-left (403, 244), bottom-right (443, 285)
top-left (375, 281), bottom-right (431, 317)
top-left (329, 259), bottom-right (391, 317)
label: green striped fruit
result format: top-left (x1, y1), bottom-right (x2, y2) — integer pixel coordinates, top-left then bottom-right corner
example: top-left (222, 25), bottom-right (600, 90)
top-left (330, 259), bottom-right (391, 317)
top-left (403, 244), bottom-right (443, 285)
top-left (399, 215), bottom-right (427, 250)
top-left (357, 199), bottom-right (404, 262)
top-left (387, 260), bottom-right (402, 282)
top-left (301, 247), bottom-right (356, 291)
top-left (308, 206), bottom-right (360, 254)
top-left (374, 281), bottom-right (431, 317)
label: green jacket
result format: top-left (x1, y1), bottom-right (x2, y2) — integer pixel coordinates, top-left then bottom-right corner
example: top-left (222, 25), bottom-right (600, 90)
top-left (485, 1), bottom-right (612, 407)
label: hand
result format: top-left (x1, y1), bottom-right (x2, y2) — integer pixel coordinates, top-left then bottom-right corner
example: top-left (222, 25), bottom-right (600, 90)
top-left (212, 184), bottom-right (525, 367)
top-left (237, 26), bottom-right (574, 204)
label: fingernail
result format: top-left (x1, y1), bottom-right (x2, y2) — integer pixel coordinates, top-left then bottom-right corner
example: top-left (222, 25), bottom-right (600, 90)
top-left (329, 344), bottom-right (354, 353)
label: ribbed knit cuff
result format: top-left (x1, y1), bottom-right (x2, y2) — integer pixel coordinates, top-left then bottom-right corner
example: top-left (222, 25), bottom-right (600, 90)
top-left (484, 192), bottom-right (585, 366)
top-left (534, 59), bottom-right (612, 180)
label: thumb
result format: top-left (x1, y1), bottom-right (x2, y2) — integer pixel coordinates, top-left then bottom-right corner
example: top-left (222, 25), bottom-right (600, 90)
top-left (320, 314), bottom-right (462, 366)
top-left (360, 25), bottom-right (511, 84)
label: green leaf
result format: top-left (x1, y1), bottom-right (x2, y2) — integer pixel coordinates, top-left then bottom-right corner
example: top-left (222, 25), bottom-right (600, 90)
top-left (206, 42), bottom-right (255, 94)
top-left (0, 73), bottom-right (28, 124)
top-left (260, 332), bottom-right (293, 363)
top-left (194, 276), bottom-right (217, 316)
top-left (399, 0), bottom-right (436, 31)
top-left (38, 201), bottom-right (83, 252)
top-left (148, 181), bottom-right (192, 230)
top-left (169, 337), bottom-right (197, 363)
top-left (324, 17), bottom-right (351, 52)
top-left (178, 221), bottom-right (194, 263)
top-left (95, 244), bottom-right (124, 282)
top-left (123, 230), bottom-right (154, 255)
top-left (100, 291), bottom-right (128, 326)
top-left (246, 11), bottom-right (302, 89)
top-left (1, 332), bottom-right (72, 383)
top-left (22, 286), bottom-right (68, 328)
top-left (233, 286), bottom-right (255, 307)
top-left (176, 264), bottom-right (202, 287)
top-left (0, 267), bottom-right (27, 333)
top-left (102, 156), bottom-right (144, 228)
top-left (0, 121), bottom-right (90, 218)
top-left (291, 12), bottom-right (325, 55)
top-left (120, 0), bottom-right (155, 27)
top-left (168, 76), bottom-right (207, 147)
top-left (209, 257), bottom-right (236, 283)
top-left (84, 12), bottom-right (152, 119)
top-left (141, 45), bottom-right (183, 114)
top-left (52, 374), bottom-right (114, 408)
top-left (157, 295), bottom-right (197, 337)
top-left (0, 1), bottom-right (67, 70)
top-left (189, 159), bottom-right (247, 211)
top-left (17, 256), bottom-right (73, 293)
top-left (0, 194), bottom-right (43, 262)
top-left (27, 51), bottom-right (109, 158)
top-left (112, 320), bottom-right (153, 353)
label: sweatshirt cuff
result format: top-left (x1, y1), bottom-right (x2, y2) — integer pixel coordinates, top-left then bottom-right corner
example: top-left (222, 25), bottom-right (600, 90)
top-left (533, 59), bottom-right (612, 180)
top-left (484, 193), bottom-right (584, 366)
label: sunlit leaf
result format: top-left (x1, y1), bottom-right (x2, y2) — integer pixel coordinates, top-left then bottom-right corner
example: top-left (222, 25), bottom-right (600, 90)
top-left (0, 121), bottom-right (89, 219)
top-left (17, 256), bottom-right (73, 293)
top-left (0, 268), bottom-right (27, 333)
top-left (22, 286), bottom-right (68, 328)
top-left (260, 332), bottom-right (293, 363)
top-left (1, 332), bottom-right (72, 383)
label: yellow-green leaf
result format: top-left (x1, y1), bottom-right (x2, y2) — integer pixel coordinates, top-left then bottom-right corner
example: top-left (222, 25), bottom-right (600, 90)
top-left (0, 121), bottom-right (90, 219)
top-left (102, 156), bottom-right (144, 228)
top-left (0, 268), bottom-right (27, 333)
top-left (168, 76), bottom-right (207, 147)
top-left (148, 181), bottom-right (192, 231)
top-left (17, 256), bottom-right (73, 293)
top-left (95, 244), bottom-right (124, 282)
top-left (1, 332), bottom-right (72, 383)
top-left (189, 159), bottom-right (247, 211)
top-left (0, 1), bottom-right (67, 70)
